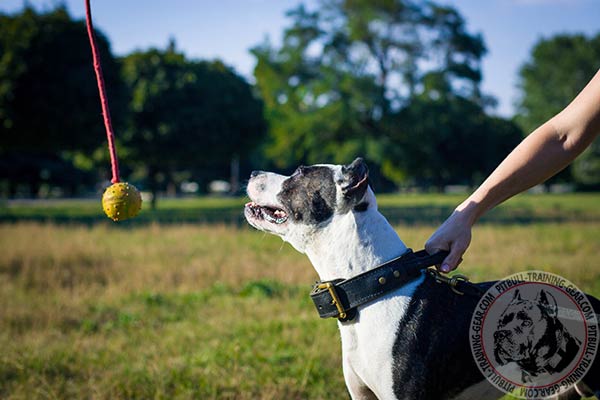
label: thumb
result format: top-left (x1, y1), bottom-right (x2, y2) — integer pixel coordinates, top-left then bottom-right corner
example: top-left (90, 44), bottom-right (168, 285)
top-left (440, 242), bottom-right (467, 273)
top-left (424, 237), bottom-right (450, 272)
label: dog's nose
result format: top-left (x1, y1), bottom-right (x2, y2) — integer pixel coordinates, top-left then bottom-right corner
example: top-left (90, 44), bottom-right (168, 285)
top-left (251, 170), bottom-right (263, 178)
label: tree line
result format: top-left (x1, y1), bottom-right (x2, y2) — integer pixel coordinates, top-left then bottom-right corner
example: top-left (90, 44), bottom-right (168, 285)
top-left (1, 2), bottom-right (599, 204)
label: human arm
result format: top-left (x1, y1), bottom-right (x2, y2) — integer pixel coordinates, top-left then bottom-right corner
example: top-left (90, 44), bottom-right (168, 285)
top-left (425, 69), bottom-right (600, 272)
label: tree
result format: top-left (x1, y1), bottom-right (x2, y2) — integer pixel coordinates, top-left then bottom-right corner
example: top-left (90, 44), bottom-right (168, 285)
top-left (384, 90), bottom-right (522, 187)
top-left (516, 34), bottom-right (600, 134)
top-left (0, 6), bottom-right (125, 195)
top-left (572, 140), bottom-right (600, 188)
top-left (252, 0), bottom-right (499, 188)
top-left (516, 33), bottom-right (600, 187)
top-left (121, 43), bottom-right (266, 207)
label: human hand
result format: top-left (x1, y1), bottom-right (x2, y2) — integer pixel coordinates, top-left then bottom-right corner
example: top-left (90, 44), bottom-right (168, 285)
top-left (425, 209), bottom-right (473, 273)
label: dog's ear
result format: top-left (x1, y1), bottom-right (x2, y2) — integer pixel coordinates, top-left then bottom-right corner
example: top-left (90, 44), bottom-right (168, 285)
top-left (340, 158), bottom-right (369, 207)
top-left (511, 289), bottom-right (523, 302)
top-left (535, 289), bottom-right (558, 318)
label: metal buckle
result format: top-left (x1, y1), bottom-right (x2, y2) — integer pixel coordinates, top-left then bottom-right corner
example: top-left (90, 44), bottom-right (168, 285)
top-left (316, 281), bottom-right (347, 319)
top-left (428, 268), bottom-right (470, 296)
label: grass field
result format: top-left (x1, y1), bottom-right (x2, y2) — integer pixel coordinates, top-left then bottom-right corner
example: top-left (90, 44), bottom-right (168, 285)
top-left (1, 193), bottom-right (599, 399)
top-left (3, 192), bottom-right (600, 225)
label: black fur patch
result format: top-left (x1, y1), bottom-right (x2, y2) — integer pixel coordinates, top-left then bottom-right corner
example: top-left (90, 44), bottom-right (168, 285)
top-left (277, 166), bottom-right (337, 225)
top-left (391, 277), bottom-right (494, 399)
top-left (391, 278), bottom-right (600, 398)
top-left (353, 202), bottom-right (369, 212)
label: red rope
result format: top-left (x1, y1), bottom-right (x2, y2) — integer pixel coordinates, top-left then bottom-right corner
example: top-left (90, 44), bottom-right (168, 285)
top-left (85, 0), bottom-right (120, 184)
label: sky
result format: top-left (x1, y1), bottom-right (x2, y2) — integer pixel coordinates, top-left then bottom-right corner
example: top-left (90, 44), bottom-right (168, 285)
top-left (1, 0), bottom-right (599, 117)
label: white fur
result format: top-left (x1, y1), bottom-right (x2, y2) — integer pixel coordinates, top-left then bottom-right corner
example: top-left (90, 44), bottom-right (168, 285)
top-left (246, 168), bottom-right (426, 398)
top-left (303, 188), bottom-right (423, 399)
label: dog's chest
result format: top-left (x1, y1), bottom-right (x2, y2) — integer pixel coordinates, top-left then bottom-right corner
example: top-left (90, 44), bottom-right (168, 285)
top-left (340, 275), bottom-right (496, 399)
top-left (338, 274), bottom-right (425, 399)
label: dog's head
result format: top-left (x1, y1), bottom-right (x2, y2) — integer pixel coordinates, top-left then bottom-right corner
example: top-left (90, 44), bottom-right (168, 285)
top-left (244, 158), bottom-right (371, 251)
top-left (493, 288), bottom-right (560, 370)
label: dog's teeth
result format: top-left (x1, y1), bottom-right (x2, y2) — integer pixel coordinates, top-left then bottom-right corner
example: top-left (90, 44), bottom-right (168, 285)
top-left (246, 202), bottom-right (288, 224)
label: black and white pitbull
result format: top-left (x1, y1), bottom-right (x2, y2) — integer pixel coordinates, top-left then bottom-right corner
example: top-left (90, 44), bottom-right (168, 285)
top-left (244, 158), bottom-right (600, 400)
top-left (494, 289), bottom-right (582, 382)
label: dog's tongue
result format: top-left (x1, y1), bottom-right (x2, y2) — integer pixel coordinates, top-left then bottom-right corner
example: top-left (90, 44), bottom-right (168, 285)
top-left (273, 210), bottom-right (286, 217)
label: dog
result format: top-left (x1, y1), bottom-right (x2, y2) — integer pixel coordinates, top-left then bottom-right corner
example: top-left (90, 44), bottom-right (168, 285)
top-left (244, 158), bottom-right (600, 400)
top-left (494, 289), bottom-right (581, 384)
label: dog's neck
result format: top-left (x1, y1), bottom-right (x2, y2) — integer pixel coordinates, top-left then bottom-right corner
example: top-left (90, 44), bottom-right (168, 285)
top-left (302, 190), bottom-right (408, 281)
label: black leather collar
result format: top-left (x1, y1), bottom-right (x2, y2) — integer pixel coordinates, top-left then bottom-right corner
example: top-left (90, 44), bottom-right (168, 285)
top-left (310, 249), bottom-right (454, 322)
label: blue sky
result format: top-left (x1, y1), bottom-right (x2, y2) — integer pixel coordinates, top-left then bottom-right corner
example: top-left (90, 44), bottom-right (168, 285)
top-left (2, 0), bottom-right (599, 117)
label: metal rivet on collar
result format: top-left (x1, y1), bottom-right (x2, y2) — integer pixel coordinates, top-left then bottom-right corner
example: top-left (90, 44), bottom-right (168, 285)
top-left (393, 270), bottom-right (400, 278)
top-left (378, 277), bottom-right (386, 285)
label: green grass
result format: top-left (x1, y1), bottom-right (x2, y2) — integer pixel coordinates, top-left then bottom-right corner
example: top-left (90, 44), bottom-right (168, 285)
top-left (2, 192), bottom-right (600, 225)
top-left (1, 281), bottom-right (344, 399)
top-left (0, 194), bottom-right (599, 399)
top-left (0, 196), bottom-right (248, 224)
top-left (0, 224), bottom-right (345, 399)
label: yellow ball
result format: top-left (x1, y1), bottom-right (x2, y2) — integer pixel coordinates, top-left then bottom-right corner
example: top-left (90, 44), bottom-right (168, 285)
top-left (102, 182), bottom-right (142, 221)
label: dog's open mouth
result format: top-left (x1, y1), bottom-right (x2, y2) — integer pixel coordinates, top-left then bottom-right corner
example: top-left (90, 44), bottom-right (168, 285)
top-left (245, 202), bottom-right (288, 224)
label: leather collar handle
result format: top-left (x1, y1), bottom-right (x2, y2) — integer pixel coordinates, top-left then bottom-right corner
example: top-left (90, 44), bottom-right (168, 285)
top-left (408, 249), bottom-right (449, 268)
top-left (310, 249), bottom-right (449, 321)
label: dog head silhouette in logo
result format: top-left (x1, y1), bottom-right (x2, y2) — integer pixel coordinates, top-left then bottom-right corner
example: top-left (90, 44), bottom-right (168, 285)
top-left (493, 288), bottom-right (581, 382)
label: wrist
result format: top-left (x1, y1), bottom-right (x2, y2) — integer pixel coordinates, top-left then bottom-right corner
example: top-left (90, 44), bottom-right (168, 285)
top-left (454, 199), bottom-right (484, 226)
